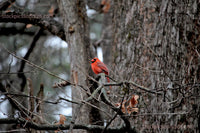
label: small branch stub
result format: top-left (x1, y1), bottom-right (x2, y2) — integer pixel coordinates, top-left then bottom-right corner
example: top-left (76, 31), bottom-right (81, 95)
top-left (69, 26), bottom-right (75, 33)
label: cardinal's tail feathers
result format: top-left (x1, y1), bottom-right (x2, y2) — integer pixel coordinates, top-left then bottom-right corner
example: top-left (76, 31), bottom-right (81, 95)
top-left (106, 77), bottom-right (110, 82)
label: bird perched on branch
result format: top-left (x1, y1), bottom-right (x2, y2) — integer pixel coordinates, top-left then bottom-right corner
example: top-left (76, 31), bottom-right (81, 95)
top-left (90, 57), bottom-right (110, 82)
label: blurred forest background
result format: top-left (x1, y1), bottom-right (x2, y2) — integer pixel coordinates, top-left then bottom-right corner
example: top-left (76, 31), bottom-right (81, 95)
top-left (0, 0), bottom-right (71, 127)
top-left (0, 0), bottom-right (200, 133)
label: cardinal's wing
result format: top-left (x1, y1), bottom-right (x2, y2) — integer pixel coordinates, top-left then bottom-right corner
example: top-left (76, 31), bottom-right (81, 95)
top-left (97, 62), bottom-right (109, 75)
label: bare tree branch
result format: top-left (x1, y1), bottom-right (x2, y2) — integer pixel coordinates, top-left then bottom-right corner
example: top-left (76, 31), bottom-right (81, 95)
top-left (0, 118), bottom-right (137, 132)
top-left (103, 81), bottom-right (162, 94)
top-left (0, 11), bottom-right (65, 40)
top-left (0, 83), bottom-right (28, 118)
top-left (18, 28), bottom-right (43, 92)
top-left (27, 78), bottom-right (34, 118)
top-left (1, 45), bottom-right (71, 85)
top-left (101, 88), bottom-right (132, 132)
top-left (102, 93), bottom-right (127, 133)
top-left (99, 73), bottom-right (132, 133)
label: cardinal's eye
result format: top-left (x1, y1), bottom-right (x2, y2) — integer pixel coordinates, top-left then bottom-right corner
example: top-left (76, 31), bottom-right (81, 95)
top-left (91, 59), bottom-right (96, 63)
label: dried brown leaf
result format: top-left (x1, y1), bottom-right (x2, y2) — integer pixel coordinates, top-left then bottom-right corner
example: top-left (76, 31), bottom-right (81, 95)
top-left (55, 114), bottom-right (66, 125)
top-left (48, 5), bottom-right (54, 16)
top-left (115, 95), bottom-right (139, 114)
top-left (26, 24), bottom-right (32, 29)
top-left (115, 101), bottom-right (126, 113)
top-left (53, 81), bottom-right (70, 88)
top-left (129, 94), bottom-right (139, 107)
top-left (72, 70), bottom-right (78, 84)
top-left (127, 105), bottom-right (139, 115)
top-left (58, 114), bottom-right (66, 125)
top-left (101, 0), bottom-right (110, 13)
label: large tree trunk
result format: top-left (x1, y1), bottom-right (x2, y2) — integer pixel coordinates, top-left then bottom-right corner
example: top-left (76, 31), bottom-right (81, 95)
top-left (58, 0), bottom-right (103, 132)
top-left (112, 0), bottom-right (200, 132)
top-left (58, 0), bottom-right (92, 132)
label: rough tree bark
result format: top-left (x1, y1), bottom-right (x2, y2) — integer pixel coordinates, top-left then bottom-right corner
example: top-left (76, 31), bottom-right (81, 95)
top-left (57, 0), bottom-right (102, 132)
top-left (112, 0), bottom-right (200, 132)
top-left (57, 0), bottom-right (90, 132)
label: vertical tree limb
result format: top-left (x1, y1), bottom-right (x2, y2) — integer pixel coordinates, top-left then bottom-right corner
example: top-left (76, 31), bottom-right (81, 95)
top-left (27, 78), bottom-right (34, 118)
top-left (58, 0), bottom-right (97, 132)
top-left (18, 28), bottom-right (43, 92)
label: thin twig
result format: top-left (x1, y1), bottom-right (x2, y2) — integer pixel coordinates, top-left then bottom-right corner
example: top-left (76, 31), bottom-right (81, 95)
top-left (128, 112), bottom-right (189, 117)
top-left (1, 45), bottom-right (71, 84)
top-left (103, 81), bottom-right (161, 94)
top-left (102, 92), bottom-right (127, 133)
top-left (195, 49), bottom-right (200, 58)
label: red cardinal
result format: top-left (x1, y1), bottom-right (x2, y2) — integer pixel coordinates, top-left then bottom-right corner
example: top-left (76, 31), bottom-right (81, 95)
top-left (91, 57), bottom-right (110, 82)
